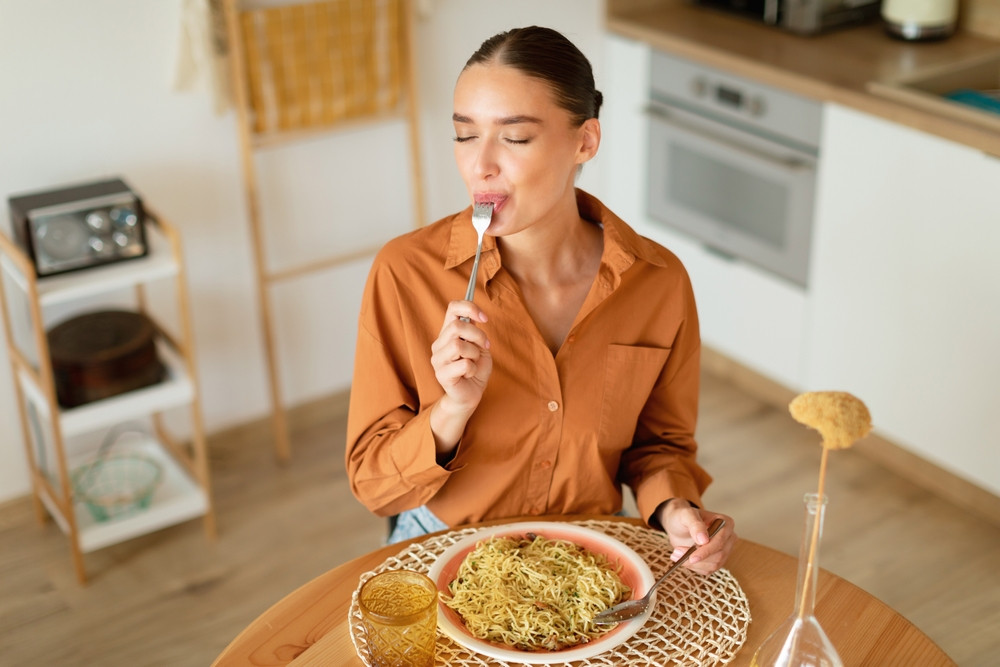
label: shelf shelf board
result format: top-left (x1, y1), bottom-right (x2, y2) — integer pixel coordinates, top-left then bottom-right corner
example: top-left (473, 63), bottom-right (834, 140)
top-left (38, 436), bottom-right (209, 553)
top-left (18, 340), bottom-right (194, 438)
top-left (3, 221), bottom-right (178, 308)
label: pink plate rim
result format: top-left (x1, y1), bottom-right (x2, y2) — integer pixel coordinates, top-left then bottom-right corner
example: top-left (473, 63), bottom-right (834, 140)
top-left (425, 521), bottom-right (655, 664)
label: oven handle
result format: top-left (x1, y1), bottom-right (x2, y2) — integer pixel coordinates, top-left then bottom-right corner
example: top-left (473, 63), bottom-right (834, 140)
top-left (645, 102), bottom-right (814, 172)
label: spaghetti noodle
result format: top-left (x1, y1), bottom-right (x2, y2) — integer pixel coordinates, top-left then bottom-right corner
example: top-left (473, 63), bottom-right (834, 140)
top-left (443, 533), bottom-right (632, 651)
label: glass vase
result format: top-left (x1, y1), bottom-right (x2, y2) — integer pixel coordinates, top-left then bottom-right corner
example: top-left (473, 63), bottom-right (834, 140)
top-left (752, 493), bottom-right (843, 667)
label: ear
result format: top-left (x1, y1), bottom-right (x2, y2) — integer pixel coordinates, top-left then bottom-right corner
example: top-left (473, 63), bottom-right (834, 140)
top-left (575, 118), bottom-right (601, 164)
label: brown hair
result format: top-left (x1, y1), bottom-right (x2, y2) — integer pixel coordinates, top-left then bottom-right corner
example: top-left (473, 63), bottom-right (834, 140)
top-left (464, 26), bottom-right (603, 127)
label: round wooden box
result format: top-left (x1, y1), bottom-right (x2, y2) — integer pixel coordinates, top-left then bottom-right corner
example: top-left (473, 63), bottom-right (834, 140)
top-left (47, 310), bottom-right (166, 408)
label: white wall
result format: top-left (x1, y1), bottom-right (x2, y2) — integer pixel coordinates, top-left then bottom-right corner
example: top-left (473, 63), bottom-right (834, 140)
top-left (0, 0), bottom-right (605, 502)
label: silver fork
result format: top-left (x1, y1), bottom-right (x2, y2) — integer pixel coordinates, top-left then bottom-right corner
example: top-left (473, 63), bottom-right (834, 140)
top-left (592, 518), bottom-right (726, 625)
top-left (459, 202), bottom-right (494, 322)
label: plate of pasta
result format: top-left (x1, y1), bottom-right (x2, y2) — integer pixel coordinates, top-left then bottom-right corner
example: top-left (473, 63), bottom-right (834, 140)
top-left (426, 521), bottom-right (655, 663)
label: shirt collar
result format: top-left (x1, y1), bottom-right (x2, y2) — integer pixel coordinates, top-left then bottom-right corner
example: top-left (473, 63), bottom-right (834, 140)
top-left (443, 189), bottom-right (669, 279)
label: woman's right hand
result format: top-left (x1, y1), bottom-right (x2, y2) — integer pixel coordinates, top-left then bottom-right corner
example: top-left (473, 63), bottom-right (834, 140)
top-left (428, 300), bottom-right (493, 453)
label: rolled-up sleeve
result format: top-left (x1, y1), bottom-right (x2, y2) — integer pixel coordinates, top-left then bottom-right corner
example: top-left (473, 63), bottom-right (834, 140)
top-left (345, 250), bottom-right (452, 517)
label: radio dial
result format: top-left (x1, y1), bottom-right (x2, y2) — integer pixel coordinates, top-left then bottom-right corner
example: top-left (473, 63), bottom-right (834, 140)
top-left (88, 236), bottom-right (112, 255)
top-left (111, 206), bottom-right (139, 228)
top-left (85, 211), bottom-right (111, 233)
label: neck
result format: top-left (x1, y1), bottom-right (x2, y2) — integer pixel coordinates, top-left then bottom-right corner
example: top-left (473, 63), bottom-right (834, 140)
top-left (499, 197), bottom-right (603, 287)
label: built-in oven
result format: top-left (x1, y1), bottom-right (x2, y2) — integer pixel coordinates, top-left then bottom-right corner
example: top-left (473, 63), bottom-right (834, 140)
top-left (646, 50), bottom-right (823, 288)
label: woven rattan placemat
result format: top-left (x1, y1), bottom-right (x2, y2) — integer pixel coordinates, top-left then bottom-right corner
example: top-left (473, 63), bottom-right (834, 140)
top-left (349, 520), bottom-right (751, 666)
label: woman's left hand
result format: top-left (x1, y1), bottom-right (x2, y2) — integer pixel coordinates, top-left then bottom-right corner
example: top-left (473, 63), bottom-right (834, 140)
top-left (656, 499), bottom-right (736, 575)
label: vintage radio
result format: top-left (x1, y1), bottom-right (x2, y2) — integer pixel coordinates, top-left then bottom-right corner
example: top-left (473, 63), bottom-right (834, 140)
top-left (7, 177), bottom-right (148, 277)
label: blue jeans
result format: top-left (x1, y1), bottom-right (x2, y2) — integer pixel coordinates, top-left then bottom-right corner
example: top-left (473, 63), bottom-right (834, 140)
top-left (387, 505), bottom-right (449, 544)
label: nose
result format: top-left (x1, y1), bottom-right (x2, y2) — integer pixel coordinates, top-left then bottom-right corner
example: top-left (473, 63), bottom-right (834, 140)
top-left (472, 141), bottom-right (499, 180)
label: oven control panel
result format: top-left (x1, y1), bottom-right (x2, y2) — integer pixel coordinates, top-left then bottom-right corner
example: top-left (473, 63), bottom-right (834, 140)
top-left (649, 50), bottom-right (821, 150)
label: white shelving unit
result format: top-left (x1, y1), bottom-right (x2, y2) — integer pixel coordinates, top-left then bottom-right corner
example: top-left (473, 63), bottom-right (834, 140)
top-left (0, 211), bottom-right (215, 583)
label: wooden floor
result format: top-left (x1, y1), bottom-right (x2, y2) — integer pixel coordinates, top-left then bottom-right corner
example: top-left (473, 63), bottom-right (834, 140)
top-left (2, 370), bottom-right (998, 666)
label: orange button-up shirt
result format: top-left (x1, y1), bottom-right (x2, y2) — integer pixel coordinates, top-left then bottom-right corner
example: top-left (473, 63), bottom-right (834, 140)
top-left (346, 190), bottom-right (711, 527)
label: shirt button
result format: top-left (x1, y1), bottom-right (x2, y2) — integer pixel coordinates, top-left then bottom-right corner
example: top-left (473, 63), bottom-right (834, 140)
top-left (540, 460), bottom-right (552, 469)
top-left (547, 400), bottom-right (559, 412)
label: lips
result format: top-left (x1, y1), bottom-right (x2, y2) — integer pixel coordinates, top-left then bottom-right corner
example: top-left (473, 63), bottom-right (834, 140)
top-left (474, 193), bottom-right (507, 211)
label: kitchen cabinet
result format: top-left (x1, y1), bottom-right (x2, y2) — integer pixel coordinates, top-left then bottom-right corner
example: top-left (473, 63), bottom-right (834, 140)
top-left (0, 213), bottom-right (215, 583)
top-left (806, 103), bottom-right (1000, 496)
top-left (601, 35), bottom-right (810, 390)
top-left (602, 33), bottom-right (999, 498)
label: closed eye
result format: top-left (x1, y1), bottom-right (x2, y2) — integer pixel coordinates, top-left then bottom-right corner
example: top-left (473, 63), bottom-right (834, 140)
top-left (453, 135), bottom-right (531, 145)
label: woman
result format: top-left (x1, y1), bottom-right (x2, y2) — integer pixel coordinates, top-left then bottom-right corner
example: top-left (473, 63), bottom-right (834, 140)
top-left (346, 26), bottom-right (735, 573)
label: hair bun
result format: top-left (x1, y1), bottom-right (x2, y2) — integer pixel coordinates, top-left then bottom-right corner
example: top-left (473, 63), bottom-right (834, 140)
top-left (593, 90), bottom-right (604, 119)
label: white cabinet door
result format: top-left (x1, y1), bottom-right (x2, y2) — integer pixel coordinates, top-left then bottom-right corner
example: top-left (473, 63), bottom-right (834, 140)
top-left (601, 36), bottom-right (809, 389)
top-left (600, 35), bottom-right (650, 226)
top-left (807, 103), bottom-right (1000, 496)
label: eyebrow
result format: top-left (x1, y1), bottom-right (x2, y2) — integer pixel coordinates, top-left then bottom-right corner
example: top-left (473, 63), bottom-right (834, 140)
top-left (452, 113), bottom-right (543, 126)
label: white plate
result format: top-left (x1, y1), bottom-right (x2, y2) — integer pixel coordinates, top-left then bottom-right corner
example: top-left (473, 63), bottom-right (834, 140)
top-left (426, 521), bottom-right (655, 664)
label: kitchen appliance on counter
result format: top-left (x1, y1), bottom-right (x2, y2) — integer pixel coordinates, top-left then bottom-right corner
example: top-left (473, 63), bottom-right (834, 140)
top-left (881, 0), bottom-right (958, 40)
top-left (8, 177), bottom-right (148, 277)
top-left (690, 0), bottom-right (882, 34)
top-left (646, 50), bottom-right (823, 288)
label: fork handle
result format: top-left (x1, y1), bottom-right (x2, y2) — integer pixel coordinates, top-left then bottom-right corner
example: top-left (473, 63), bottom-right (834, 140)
top-left (459, 245), bottom-right (483, 322)
top-left (464, 254), bottom-right (479, 302)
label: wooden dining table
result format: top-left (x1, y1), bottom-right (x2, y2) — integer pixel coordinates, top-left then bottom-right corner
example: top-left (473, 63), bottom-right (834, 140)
top-left (212, 515), bottom-right (955, 666)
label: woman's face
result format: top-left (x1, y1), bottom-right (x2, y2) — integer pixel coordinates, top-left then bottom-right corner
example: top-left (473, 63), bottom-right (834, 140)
top-left (452, 63), bottom-right (599, 237)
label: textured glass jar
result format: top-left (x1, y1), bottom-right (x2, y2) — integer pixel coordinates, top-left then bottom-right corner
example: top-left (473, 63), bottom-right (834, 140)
top-left (359, 569), bottom-right (437, 667)
top-left (752, 493), bottom-right (843, 667)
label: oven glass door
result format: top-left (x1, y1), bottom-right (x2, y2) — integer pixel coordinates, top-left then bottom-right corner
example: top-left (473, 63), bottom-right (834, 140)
top-left (646, 104), bottom-right (817, 287)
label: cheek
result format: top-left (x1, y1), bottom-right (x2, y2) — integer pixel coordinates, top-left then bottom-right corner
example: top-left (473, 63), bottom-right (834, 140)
top-left (453, 145), bottom-right (474, 182)
top-left (522, 154), bottom-right (566, 187)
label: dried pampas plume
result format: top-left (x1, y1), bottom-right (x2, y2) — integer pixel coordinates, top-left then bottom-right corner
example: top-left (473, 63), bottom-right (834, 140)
top-left (789, 391), bottom-right (872, 450)
top-left (788, 390), bottom-right (871, 619)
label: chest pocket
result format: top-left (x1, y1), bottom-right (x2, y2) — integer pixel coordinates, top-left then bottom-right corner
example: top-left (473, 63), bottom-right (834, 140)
top-left (599, 344), bottom-right (671, 451)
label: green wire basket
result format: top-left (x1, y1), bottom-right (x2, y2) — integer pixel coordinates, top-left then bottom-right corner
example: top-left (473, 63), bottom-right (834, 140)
top-left (71, 426), bottom-right (164, 522)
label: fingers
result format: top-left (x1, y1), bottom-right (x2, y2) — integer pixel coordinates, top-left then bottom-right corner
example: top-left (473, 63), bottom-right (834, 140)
top-left (443, 300), bottom-right (488, 329)
top-left (663, 507), bottom-right (736, 574)
top-left (433, 338), bottom-right (488, 381)
top-left (430, 301), bottom-right (494, 408)
top-left (683, 513), bottom-right (736, 574)
top-left (433, 305), bottom-right (489, 368)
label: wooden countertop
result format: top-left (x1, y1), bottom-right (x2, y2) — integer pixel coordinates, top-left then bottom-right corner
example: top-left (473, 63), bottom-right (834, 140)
top-left (606, 0), bottom-right (1000, 155)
